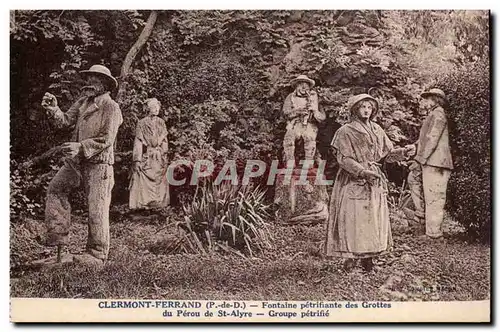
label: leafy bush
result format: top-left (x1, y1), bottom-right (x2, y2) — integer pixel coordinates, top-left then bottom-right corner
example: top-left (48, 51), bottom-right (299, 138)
top-left (438, 59), bottom-right (490, 242)
top-left (10, 155), bottom-right (88, 221)
top-left (179, 182), bottom-right (274, 257)
top-left (10, 159), bottom-right (56, 220)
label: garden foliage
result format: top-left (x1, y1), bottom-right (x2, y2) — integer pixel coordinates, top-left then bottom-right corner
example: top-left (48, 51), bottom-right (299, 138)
top-left (10, 10), bottom-right (490, 240)
top-left (438, 59), bottom-right (490, 242)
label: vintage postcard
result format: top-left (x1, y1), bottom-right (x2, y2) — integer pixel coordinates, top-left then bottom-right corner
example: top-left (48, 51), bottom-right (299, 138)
top-left (9, 8), bottom-right (491, 323)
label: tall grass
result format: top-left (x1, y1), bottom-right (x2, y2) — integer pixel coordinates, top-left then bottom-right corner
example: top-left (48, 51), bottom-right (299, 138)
top-left (179, 182), bottom-right (274, 257)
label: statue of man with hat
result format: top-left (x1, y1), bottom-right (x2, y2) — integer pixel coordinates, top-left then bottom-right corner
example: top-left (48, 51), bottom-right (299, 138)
top-left (282, 74), bottom-right (326, 168)
top-left (39, 64), bottom-right (123, 267)
top-left (406, 88), bottom-right (453, 241)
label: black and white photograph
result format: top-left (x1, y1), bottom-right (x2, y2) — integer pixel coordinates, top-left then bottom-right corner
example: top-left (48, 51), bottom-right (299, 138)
top-left (8, 8), bottom-right (491, 323)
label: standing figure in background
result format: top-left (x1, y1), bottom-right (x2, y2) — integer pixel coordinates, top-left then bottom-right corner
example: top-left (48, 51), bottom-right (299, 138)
top-left (406, 88), bottom-right (453, 240)
top-left (129, 98), bottom-right (170, 210)
top-left (282, 75), bottom-right (326, 167)
top-left (325, 94), bottom-right (414, 272)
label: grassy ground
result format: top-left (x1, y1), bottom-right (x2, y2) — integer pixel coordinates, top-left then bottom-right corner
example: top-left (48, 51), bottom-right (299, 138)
top-left (10, 207), bottom-right (490, 301)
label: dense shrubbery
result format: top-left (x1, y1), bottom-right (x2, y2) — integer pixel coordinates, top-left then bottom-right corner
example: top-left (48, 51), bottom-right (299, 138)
top-left (10, 10), bottom-right (491, 240)
top-left (10, 160), bottom-right (47, 219)
top-left (10, 157), bottom-right (88, 221)
top-left (438, 59), bottom-right (490, 242)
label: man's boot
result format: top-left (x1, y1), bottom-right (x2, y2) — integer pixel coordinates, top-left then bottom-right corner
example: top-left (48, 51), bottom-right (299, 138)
top-left (417, 234), bottom-right (445, 243)
top-left (73, 253), bottom-right (105, 268)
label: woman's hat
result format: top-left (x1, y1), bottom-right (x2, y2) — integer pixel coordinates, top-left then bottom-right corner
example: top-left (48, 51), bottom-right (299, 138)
top-left (80, 64), bottom-right (118, 90)
top-left (290, 75), bottom-right (315, 88)
top-left (347, 93), bottom-right (379, 115)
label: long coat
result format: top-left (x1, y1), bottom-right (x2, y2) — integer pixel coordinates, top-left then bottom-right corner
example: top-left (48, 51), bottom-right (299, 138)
top-left (325, 120), bottom-right (406, 259)
top-left (414, 106), bottom-right (453, 170)
top-left (48, 92), bottom-right (123, 164)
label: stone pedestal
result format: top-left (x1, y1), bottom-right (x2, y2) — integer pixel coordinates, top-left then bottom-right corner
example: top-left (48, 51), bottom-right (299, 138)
top-left (30, 253), bottom-right (74, 270)
top-left (273, 169), bottom-right (330, 225)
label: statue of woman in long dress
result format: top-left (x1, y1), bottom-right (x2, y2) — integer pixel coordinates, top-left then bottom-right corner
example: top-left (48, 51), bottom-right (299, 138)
top-left (129, 98), bottom-right (170, 210)
top-left (325, 94), bottom-right (414, 272)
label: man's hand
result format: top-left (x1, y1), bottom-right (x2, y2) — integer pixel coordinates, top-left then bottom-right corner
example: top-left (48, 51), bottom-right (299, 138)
top-left (404, 144), bottom-right (417, 157)
top-left (61, 142), bottom-right (82, 158)
top-left (41, 92), bottom-right (59, 113)
top-left (408, 160), bottom-right (421, 171)
top-left (360, 169), bottom-right (381, 183)
top-left (289, 109), bottom-right (309, 119)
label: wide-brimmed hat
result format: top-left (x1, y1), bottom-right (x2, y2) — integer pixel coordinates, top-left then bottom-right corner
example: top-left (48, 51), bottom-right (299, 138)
top-left (80, 64), bottom-right (118, 90)
top-left (421, 88), bottom-right (446, 100)
top-left (347, 93), bottom-right (379, 116)
top-left (290, 75), bottom-right (315, 88)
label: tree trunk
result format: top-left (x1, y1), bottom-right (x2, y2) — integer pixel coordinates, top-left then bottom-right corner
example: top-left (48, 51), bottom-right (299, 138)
top-left (116, 10), bottom-right (158, 102)
top-left (10, 10), bottom-right (16, 33)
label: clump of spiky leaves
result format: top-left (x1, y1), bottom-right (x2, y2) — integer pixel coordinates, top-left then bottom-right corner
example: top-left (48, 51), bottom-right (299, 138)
top-left (178, 181), bottom-right (274, 257)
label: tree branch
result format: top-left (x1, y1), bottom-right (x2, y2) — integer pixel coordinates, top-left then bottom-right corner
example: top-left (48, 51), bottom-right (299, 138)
top-left (116, 10), bottom-right (158, 102)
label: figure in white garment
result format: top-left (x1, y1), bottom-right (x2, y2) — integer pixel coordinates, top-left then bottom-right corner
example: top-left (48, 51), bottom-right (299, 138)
top-left (129, 98), bottom-right (170, 210)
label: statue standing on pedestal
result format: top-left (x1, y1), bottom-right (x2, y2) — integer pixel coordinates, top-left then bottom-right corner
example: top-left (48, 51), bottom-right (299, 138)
top-left (129, 98), bottom-right (170, 210)
top-left (282, 75), bottom-right (326, 167)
